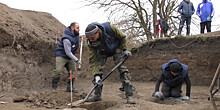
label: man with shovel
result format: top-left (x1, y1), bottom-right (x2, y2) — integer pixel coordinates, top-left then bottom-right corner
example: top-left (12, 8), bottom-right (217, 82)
top-left (52, 22), bottom-right (82, 92)
top-left (152, 59), bottom-right (191, 101)
top-left (84, 22), bottom-right (135, 104)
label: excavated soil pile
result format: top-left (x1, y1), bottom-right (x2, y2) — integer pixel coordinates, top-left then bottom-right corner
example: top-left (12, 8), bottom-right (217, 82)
top-left (13, 91), bottom-right (86, 109)
top-left (13, 90), bottom-right (117, 110)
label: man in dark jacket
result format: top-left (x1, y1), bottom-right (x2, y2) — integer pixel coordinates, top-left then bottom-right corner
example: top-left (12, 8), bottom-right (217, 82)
top-left (197, 0), bottom-right (214, 33)
top-left (52, 22), bottom-right (82, 92)
top-left (178, 0), bottom-right (195, 35)
top-left (153, 59), bottom-right (191, 100)
top-left (84, 22), bottom-right (135, 104)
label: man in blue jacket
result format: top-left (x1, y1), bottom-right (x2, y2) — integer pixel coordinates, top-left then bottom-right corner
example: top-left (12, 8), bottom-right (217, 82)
top-left (52, 22), bottom-right (82, 92)
top-left (153, 59), bottom-right (191, 101)
top-left (197, 0), bottom-right (214, 34)
top-left (178, 0), bottom-right (195, 35)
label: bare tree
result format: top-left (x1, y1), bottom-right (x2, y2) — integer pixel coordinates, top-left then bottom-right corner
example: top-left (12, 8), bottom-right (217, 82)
top-left (81, 0), bottom-right (180, 41)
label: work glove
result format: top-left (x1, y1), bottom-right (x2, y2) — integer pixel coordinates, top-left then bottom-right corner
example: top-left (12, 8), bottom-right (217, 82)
top-left (152, 91), bottom-right (164, 100)
top-left (76, 60), bottom-right (82, 65)
top-left (123, 50), bottom-right (132, 56)
top-left (95, 75), bottom-right (101, 84)
top-left (182, 96), bottom-right (190, 101)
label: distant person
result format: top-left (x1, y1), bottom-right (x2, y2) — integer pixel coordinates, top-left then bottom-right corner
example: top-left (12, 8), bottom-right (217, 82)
top-left (52, 22), bottom-right (82, 93)
top-left (84, 22), bottom-right (135, 104)
top-left (155, 19), bottom-right (169, 38)
top-left (152, 59), bottom-right (191, 101)
top-left (178, 0), bottom-right (195, 36)
top-left (196, 0), bottom-right (214, 34)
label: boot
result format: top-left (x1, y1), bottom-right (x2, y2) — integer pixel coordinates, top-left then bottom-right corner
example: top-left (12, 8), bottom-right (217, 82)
top-left (86, 85), bottom-right (103, 102)
top-left (52, 77), bottom-right (60, 90)
top-left (119, 85), bottom-right (125, 92)
top-left (125, 83), bottom-right (136, 104)
top-left (66, 78), bottom-right (78, 93)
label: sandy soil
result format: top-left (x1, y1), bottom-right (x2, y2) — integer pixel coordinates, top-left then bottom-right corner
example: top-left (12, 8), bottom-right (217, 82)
top-left (0, 79), bottom-right (216, 110)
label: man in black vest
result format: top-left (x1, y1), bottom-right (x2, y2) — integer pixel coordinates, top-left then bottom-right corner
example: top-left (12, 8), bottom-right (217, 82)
top-left (85, 22), bottom-right (135, 104)
top-left (52, 22), bottom-right (82, 92)
top-left (153, 59), bottom-right (191, 100)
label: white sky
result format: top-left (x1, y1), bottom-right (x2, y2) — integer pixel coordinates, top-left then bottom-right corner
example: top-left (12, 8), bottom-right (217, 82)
top-left (0, 0), bottom-right (219, 35)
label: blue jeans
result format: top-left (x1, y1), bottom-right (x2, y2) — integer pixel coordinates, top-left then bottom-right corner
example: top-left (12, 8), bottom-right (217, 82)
top-left (178, 16), bottom-right (192, 35)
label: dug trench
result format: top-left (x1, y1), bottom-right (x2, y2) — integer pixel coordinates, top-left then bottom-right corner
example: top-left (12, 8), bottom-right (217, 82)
top-left (0, 30), bottom-right (220, 109)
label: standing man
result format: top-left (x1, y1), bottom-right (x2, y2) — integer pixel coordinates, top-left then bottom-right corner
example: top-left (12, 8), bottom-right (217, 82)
top-left (153, 59), bottom-right (191, 101)
top-left (85, 22), bottom-right (135, 104)
top-left (52, 22), bottom-right (82, 92)
top-left (178, 0), bottom-right (195, 36)
top-left (197, 0), bottom-right (214, 34)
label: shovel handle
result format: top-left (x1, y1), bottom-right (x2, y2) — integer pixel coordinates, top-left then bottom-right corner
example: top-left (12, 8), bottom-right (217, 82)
top-left (83, 55), bottom-right (129, 101)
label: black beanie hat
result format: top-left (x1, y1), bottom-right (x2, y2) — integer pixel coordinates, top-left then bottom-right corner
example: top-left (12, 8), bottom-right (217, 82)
top-left (170, 62), bottom-right (182, 73)
top-left (85, 24), bottom-right (99, 36)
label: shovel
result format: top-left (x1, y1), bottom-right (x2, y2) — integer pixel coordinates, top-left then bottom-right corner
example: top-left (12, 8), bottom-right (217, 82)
top-left (68, 55), bottom-right (129, 107)
top-left (77, 35), bottom-right (85, 70)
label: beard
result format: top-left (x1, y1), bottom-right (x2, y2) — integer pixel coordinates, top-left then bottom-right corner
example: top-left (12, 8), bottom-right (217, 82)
top-left (74, 30), bottom-right (79, 36)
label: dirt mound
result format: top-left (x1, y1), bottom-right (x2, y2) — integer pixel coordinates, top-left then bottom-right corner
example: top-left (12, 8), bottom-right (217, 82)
top-left (0, 3), bottom-right (220, 110)
top-left (13, 91), bottom-right (87, 109)
top-left (107, 35), bottom-right (220, 86)
top-left (12, 90), bottom-right (117, 110)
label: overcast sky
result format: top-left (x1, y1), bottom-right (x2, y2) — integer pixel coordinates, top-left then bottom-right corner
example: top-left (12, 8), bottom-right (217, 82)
top-left (0, 0), bottom-right (219, 35)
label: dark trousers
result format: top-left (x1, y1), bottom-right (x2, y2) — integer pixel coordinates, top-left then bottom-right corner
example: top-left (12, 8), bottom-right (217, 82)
top-left (200, 21), bottom-right (211, 34)
top-left (178, 16), bottom-right (191, 35)
top-left (162, 83), bottom-right (182, 97)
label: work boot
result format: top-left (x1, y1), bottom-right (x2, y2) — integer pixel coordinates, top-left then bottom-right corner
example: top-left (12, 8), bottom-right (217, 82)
top-left (86, 85), bottom-right (103, 102)
top-left (52, 77), bottom-right (60, 90)
top-left (66, 78), bottom-right (78, 93)
top-left (120, 85), bottom-right (138, 93)
top-left (119, 85), bottom-right (125, 92)
top-left (125, 83), bottom-right (136, 104)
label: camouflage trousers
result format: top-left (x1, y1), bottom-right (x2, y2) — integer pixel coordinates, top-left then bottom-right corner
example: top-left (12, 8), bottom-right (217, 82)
top-left (97, 48), bottom-right (131, 86)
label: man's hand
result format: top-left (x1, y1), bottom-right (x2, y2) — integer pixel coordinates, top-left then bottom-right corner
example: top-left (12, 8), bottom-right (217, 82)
top-left (76, 60), bottom-right (82, 65)
top-left (152, 91), bottom-right (164, 100)
top-left (123, 50), bottom-right (132, 56)
top-left (95, 76), bottom-right (101, 84)
top-left (182, 96), bottom-right (190, 101)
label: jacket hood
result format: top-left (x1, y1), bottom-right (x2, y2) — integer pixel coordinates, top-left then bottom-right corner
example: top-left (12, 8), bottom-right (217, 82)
top-left (64, 27), bottom-right (74, 37)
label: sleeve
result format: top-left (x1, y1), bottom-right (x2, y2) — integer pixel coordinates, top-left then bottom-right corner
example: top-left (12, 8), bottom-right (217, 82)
top-left (155, 74), bottom-right (164, 92)
top-left (210, 3), bottom-right (214, 17)
top-left (63, 39), bottom-right (78, 62)
top-left (196, 4), bottom-right (201, 17)
top-left (87, 44), bottom-right (102, 76)
top-left (184, 74), bottom-right (191, 97)
top-left (178, 2), bottom-right (183, 14)
top-left (192, 3), bottom-right (195, 15)
top-left (110, 23), bottom-right (127, 51)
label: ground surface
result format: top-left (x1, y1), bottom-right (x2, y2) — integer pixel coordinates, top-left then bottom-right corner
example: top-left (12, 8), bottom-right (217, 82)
top-left (0, 2), bottom-right (220, 110)
top-left (0, 79), bottom-right (216, 110)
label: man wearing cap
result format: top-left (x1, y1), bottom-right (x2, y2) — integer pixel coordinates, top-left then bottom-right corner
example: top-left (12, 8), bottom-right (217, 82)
top-left (84, 22), bottom-right (135, 104)
top-left (52, 22), bottom-right (82, 92)
top-left (153, 59), bottom-right (191, 100)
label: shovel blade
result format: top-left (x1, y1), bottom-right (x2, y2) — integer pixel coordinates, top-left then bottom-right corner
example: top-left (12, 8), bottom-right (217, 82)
top-left (68, 99), bottom-right (85, 107)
